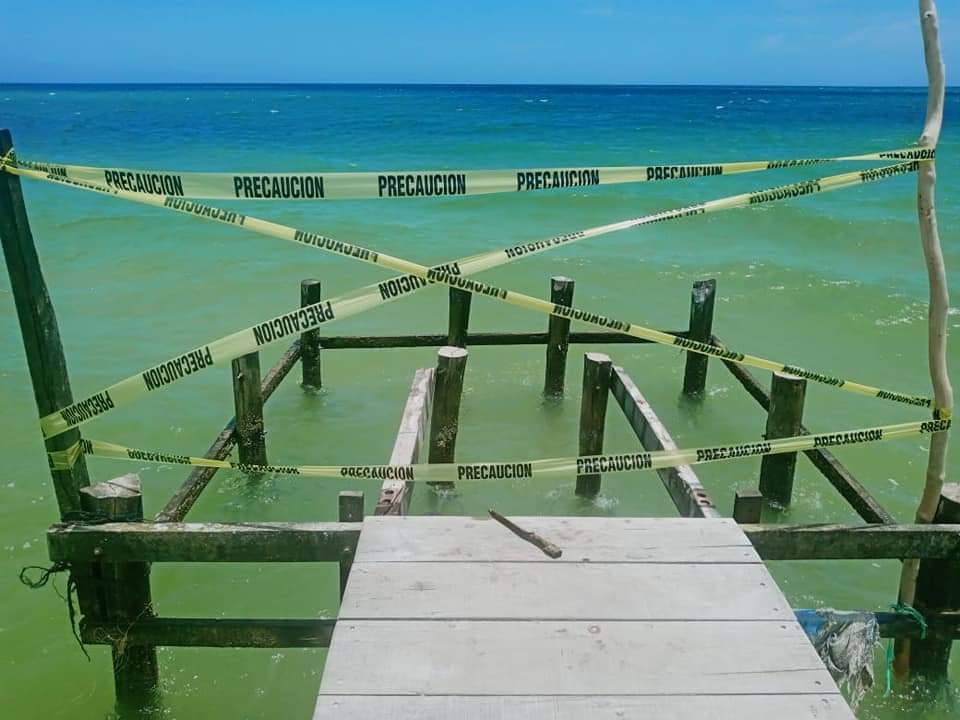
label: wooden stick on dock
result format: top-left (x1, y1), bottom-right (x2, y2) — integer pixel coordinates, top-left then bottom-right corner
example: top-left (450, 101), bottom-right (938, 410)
top-left (488, 509), bottom-right (562, 558)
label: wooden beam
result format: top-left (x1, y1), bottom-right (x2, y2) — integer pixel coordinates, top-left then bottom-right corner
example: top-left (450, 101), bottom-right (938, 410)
top-left (305, 329), bottom-right (688, 349)
top-left (81, 617), bottom-right (336, 648)
top-left (576, 353), bottom-right (611, 497)
top-left (377, 367), bottom-right (434, 516)
top-left (447, 288), bottom-right (472, 348)
top-left (48, 521), bottom-right (360, 563)
top-left (543, 276), bottom-right (575, 397)
top-left (910, 484), bottom-right (960, 680)
top-left (154, 340), bottom-right (300, 522)
top-left (0, 129), bottom-right (90, 517)
top-left (744, 523), bottom-right (960, 560)
top-left (681, 278), bottom-right (716, 398)
top-left (428, 347), bottom-right (468, 489)
top-left (300, 279), bottom-right (323, 390)
top-left (733, 489), bottom-right (765, 524)
top-left (338, 491), bottom-right (364, 597)
top-left (80, 475), bottom-right (159, 708)
top-left (231, 352), bottom-right (267, 467)
top-left (717, 344), bottom-right (895, 525)
top-left (758, 372), bottom-right (807, 507)
top-left (609, 366), bottom-right (720, 518)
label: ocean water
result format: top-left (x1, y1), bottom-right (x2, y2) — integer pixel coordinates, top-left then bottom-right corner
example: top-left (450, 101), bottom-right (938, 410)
top-left (0, 84), bottom-right (958, 719)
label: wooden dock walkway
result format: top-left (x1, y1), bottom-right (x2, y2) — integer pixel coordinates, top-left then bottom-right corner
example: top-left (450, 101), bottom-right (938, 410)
top-left (315, 516), bottom-right (856, 719)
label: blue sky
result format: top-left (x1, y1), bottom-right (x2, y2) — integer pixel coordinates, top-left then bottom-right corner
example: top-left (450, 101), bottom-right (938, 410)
top-left (2, 0), bottom-right (957, 85)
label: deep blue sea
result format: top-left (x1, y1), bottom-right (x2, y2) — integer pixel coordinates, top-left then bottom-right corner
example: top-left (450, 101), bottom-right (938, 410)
top-left (0, 84), bottom-right (958, 719)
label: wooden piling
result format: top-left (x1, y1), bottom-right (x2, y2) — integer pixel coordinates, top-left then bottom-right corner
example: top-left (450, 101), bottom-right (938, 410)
top-left (447, 288), bottom-right (472, 348)
top-left (80, 475), bottom-right (159, 710)
top-left (0, 129), bottom-right (90, 517)
top-left (231, 352), bottom-right (268, 467)
top-left (301, 278), bottom-right (323, 390)
top-left (909, 483), bottom-right (960, 681)
top-left (338, 491), bottom-right (364, 599)
top-left (758, 372), bottom-right (807, 507)
top-left (681, 278), bottom-right (716, 399)
top-left (576, 353), bottom-right (612, 497)
top-left (543, 276), bottom-right (575, 397)
top-left (428, 347), bottom-right (468, 488)
top-left (733, 489), bottom-right (764, 524)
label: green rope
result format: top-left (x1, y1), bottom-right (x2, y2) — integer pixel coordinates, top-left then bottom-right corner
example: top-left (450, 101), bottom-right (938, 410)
top-left (884, 602), bottom-right (929, 696)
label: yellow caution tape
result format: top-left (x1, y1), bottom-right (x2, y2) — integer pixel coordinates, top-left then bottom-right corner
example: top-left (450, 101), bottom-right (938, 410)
top-left (3, 158), bottom-right (937, 438)
top-left (49, 418), bottom-right (951, 477)
top-left (7, 147), bottom-right (934, 200)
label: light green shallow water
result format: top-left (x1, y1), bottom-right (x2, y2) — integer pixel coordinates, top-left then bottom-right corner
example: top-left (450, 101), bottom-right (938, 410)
top-left (0, 84), bottom-right (958, 718)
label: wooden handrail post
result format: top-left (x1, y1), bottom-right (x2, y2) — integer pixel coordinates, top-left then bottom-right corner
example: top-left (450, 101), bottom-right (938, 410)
top-left (338, 491), bottom-right (364, 599)
top-left (428, 346), bottom-right (468, 489)
top-left (300, 278), bottom-right (323, 390)
top-left (0, 129), bottom-right (90, 517)
top-left (758, 372), bottom-right (807, 507)
top-left (447, 288), bottom-right (472, 348)
top-left (80, 475), bottom-right (159, 712)
top-left (576, 353), bottom-right (612, 497)
top-left (908, 483), bottom-right (960, 682)
top-left (231, 352), bottom-right (268, 467)
top-left (733, 489), bottom-right (764, 524)
top-left (681, 278), bottom-right (716, 399)
top-left (543, 276), bottom-right (575, 397)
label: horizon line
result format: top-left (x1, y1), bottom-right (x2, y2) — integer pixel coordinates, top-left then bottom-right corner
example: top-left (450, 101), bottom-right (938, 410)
top-left (0, 81), bottom-right (955, 89)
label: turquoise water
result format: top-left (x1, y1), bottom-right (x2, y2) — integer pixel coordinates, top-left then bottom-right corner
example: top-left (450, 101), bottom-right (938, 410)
top-left (0, 84), bottom-right (958, 718)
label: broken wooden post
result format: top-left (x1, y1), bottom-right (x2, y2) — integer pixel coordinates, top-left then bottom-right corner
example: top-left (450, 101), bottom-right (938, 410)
top-left (576, 352), bottom-right (612, 497)
top-left (909, 483), bottom-right (960, 682)
top-left (543, 276), bottom-right (575, 397)
top-left (447, 288), bottom-right (472, 348)
top-left (300, 278), bottom-right (323, 390)
top-left (0, 129), bottom-right (90, 517)
top-left (338, 491), bottom-right (364, 598)
top-left (80, 475), bottom-right (159, 711)
top-left (428, 346), bottom-right (468, 489)
top-left (758, 372), bottom-right (807, 507)
top-left (231, 352), bottom-right (268, 467)
top-left (681, 278), bottom-right (716, 399)
top-left (733, 489), bottom-right (764, 524)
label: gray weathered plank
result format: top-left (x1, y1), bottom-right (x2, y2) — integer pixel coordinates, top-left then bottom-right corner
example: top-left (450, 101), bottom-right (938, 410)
top-left (314, 694), bottom-right (855, 720)
top-left (340, 562), bottom-right (793, 621)
top-left (610, 366), bottom-right (719, 518)
top-left (378, 367), bottom-right (434, 515)
top-left (318, 620), bottom-right (834, 695)
top-left (354, 516), bottom-right (758, 564)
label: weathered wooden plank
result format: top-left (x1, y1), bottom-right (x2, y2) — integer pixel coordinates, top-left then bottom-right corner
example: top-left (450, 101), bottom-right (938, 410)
top-left (308, 330), bottom-right (688, 349)
top-left (47, 521), bottom-right (359, 563)
top-left (340, 562), bottom-right (794, 621)
top-left (339, 491), bottom-right (365, 597)
top-left (319, 620), bottom-right (835, 695)
top-left (313, 695), bottom-right (854, 720)
top-left (82, 617), bottom-right (336, 648)
top-left (733, 489), bottom-right (765, 524)
top-left (377, 367), bottom-right (434, 515)
top-left (0, 129), bottom-right (90, 517)
top-left (717, 347), bottom-right (895, 525)
top-left (745, 523), bottom-right (960, 560)
top-left (155, 339), bottom-right (300, 522)
top-left (610, 366), bottom-right (719, 518)
top-left (354, 517), bottom-right (757, 564)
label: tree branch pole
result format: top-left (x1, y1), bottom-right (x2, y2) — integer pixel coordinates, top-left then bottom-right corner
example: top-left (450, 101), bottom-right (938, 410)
top-left (896, 0), bottom-right (952, 676)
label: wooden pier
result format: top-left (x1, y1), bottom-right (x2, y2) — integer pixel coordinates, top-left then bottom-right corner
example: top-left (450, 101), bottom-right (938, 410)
top-left (316, 515), bottom-right (855, 719)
